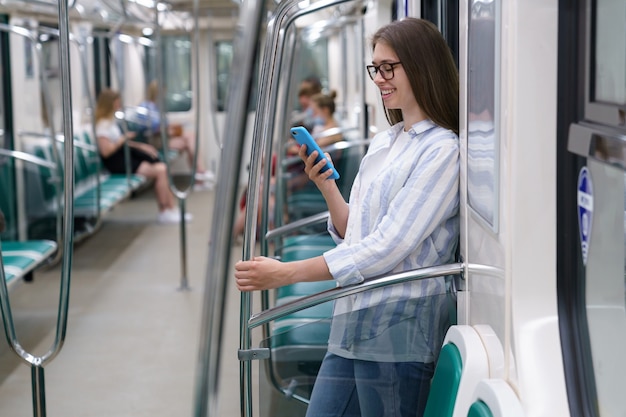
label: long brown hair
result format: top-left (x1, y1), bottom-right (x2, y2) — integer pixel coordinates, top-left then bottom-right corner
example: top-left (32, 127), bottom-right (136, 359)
top-left (371, 18), bottom-right (459, 135)
top-left (94, 89), bottom-right (120, 124)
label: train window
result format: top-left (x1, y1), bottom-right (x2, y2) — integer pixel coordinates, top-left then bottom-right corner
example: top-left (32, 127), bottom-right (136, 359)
top-left (147, 35), bottom-right (192, 112)
top-left (292, 35), bottom-right (328, 107)
top-left (39, 31), bottom-right (63, 130)
top-left (585, 0), bottom-right (626, 128)
top-left (421, 0), bottom-right (459, 66)
top-left (582, 155), bottom-right (626, 417)
top-left (0, 37), bottom-right (4, 147)
top-left (466, 0), bottom-right (500, 230)
top-left (215, 41), bottom-right (233, 112)
top-left (592, 1), bottom-right (625, 107)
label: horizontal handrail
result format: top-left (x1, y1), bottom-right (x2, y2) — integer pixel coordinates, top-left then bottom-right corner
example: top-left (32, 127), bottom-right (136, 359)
top-left (0, 148), bottom-right (57, 170)
top-left (265, 211), bottom-right (329, 240)
top-left (53, 135), bottom-right (98, 152)
top-left (248, 262), bottom-right (465, 329)
top-left (18, 131), bottom-right (98, 152)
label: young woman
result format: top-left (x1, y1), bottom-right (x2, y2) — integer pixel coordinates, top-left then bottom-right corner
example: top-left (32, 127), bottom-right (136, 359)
top-left (95, 89), bottom-right (191, 224)
top-left (235, 18), bottom-right (459, 417)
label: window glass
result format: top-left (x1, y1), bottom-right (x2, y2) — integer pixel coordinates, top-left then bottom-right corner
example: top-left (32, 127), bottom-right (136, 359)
top-left (147, 35), bottom-right (192, 112)
top-left (215, 41), bottom-right (233, 112)
top-left (292, 36), bottom-right (328, 111)
top-left (593, 0), bottom-right (626, 105)
top-left (583, 157), bottom-right (626, 417)
top-left (466, 0), bottom-right (499, 230)
top-left (0, 36), bottom-right (4, 148)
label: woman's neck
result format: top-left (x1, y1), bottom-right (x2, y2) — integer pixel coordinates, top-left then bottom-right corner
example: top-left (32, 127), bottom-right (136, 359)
top-left (401, 105), bottom-right (427, 130)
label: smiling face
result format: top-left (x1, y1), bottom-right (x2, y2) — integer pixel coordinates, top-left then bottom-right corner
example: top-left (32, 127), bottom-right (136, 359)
top-left (371, 41), bottom-right (425, 127)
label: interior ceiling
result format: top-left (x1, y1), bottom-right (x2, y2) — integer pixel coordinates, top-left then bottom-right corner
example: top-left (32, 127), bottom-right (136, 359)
top-left (165, 0), bottom-right (240, 16)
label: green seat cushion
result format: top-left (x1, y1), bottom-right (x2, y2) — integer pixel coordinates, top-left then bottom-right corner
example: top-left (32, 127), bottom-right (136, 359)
top-left (467, 400), bottom-right (493, 417)
top-left (2, 255), bottom-right (35, 284)
top-left (423, 343), bottom-right (463, 417)
top-left (271, 319), bottom-right (331, 352)
top-left (2, 240), bottom-right (57, 257)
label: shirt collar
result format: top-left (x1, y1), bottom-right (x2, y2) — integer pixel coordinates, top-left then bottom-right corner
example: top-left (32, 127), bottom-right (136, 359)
top-left (389, 119), bottom-right (437, 141)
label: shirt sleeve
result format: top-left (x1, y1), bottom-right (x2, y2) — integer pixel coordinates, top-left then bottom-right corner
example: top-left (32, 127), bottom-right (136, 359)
top-left (96, 120), bottom-right (121, 143)
top-left (327, 214), bottom-right (345, 245)
top-left (323, 138), bottom-right (460, 287)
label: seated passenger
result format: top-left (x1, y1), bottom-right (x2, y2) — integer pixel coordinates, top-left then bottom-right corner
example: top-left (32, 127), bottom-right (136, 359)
top-left (138, 80), bottom-right (214, 188)
top-left (94, 88), bottom-right (191, 224)
top-left (287, 91), bottom-right (344, 191)
top-left (290, 76), bottom-right (323, 132)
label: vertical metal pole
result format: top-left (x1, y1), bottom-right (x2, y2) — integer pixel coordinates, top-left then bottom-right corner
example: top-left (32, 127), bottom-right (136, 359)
top-left (192, 0), bottom-right (267, 413)
top-left (0, 2), bottom-right (74, 417)
top-left (31, 365), bottom-right (46, 417)
top-left (178, 198), bottom-right (190, 291)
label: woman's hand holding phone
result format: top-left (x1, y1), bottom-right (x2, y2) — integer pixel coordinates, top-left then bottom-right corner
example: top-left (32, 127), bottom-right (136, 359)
top-left (298, 144), bottom-right (339, 195)
top-left (290, 126), bottom-right (340, 180)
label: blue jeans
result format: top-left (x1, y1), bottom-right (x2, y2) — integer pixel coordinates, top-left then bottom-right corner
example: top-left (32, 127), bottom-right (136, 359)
top-left (305, 353), bottom-right (434, 417)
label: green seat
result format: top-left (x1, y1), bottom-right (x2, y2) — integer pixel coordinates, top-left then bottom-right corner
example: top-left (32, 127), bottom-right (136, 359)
top-left (268, 233), bottom-right (337, 398)
top-left (423, 343), bottom-right (463, 417)
top-left (1, 239), bottom-right (57, 285)
top-left (2, 255), bottom-right (34, 283)
top-left (277, 234), bottom-right (337, 301)
top-left (287, 188), bottom-right (328, 221)
top-left (2, 240), bottom-right (57, 256)
top-left (423, 325), bottom-right (491, 417)
top-left (24, 132), bottom-right (149, 222)
top-left (468, 400), bottom-right (493, 417)
top-left (467, 379), bottom-right (525, 417)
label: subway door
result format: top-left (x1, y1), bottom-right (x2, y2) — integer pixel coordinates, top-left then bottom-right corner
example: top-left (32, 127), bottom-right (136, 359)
top-left (559, 1), bottom-right (626, 417)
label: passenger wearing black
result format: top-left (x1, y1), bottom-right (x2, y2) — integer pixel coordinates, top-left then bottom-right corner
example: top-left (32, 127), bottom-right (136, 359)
top-left (94, 89), bottom-right (191, 224)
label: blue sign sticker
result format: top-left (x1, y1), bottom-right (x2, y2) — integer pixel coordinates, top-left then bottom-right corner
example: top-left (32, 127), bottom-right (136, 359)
top-left (577, 167), bottom-right (593, 266)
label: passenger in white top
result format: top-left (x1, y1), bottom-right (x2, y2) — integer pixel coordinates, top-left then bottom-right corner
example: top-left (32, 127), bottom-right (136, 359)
top-left (95, 89), bottom-right (191, 224)
top-left (235, 18), bottom-right (459, 417)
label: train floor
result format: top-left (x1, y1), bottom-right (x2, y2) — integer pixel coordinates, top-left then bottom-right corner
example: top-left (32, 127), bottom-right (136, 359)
top-left (0, 184), bottom-right (260, 416)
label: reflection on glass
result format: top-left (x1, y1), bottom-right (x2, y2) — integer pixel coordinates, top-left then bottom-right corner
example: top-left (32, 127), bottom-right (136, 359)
top-left (467, 1), bottom-right (498, 229)
top-left (0, 38), bottom-right (4, 148)
top-left (258, 286), bottom-right (454, 408)
top-left (147, 35), bottom-right (192, 112)
top-left (215, 41), bottom-right (233, 112)
top-left (594, 0), bottom-right (626, 105)
top-left (584, 157), bottom-right (626, 417)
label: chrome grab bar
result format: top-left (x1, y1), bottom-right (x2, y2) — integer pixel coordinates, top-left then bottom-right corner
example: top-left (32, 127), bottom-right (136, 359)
top-left (248, 263), bottom-right (465, 330)
top-left (193, 0), bottom-right (368, 416)
top-left (151, 0), bottom-right (202, 291)
top-left (0, 148), bottom-right (58, 170)
top-left (265, 211), bottom-right (330, 241)
top-left (0, 0), bottom-right (75, 415)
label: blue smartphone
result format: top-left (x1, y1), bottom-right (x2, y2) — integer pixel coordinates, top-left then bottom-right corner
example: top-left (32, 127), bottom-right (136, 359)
top-left (290, 126), bottom-right (340, 180)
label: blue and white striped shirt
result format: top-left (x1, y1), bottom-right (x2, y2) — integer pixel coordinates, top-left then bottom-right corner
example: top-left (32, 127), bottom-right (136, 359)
top-left (323, 119), bottom-right (460, 362)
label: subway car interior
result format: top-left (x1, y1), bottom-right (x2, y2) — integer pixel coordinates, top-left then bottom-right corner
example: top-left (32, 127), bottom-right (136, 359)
top-left (0, 0), bottom-right (625, 416)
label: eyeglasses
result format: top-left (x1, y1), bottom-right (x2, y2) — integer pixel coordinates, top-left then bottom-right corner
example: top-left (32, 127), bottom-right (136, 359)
top-left (366, 62), bottom-right (402, 80)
